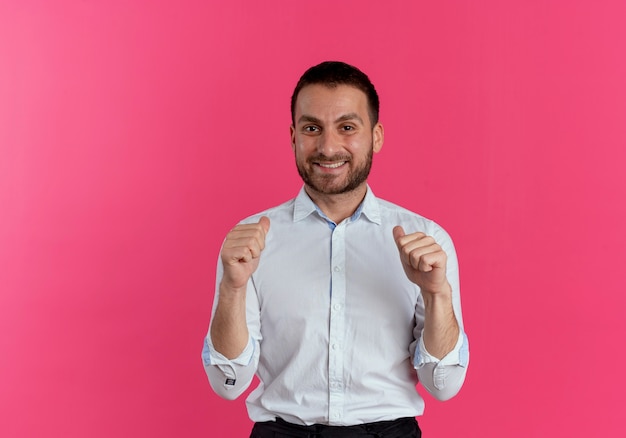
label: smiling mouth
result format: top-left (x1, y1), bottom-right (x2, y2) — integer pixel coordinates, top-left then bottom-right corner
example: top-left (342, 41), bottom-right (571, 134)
top-left (316, 161), bottom-right (347, 169)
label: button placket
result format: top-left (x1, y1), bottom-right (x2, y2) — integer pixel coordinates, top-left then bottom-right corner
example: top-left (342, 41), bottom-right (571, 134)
top-left (328, 222), bottom-right (347, 422)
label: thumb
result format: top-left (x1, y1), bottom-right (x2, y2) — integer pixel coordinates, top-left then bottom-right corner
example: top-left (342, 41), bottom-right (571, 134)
top-left (259, 216), bottom-right (270, 234)
top-left (392, 225), bottom-right (405, 243)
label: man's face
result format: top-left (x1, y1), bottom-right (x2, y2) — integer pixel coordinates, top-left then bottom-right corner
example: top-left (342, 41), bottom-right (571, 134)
top-left (290, 84), bottom-right (383, 196)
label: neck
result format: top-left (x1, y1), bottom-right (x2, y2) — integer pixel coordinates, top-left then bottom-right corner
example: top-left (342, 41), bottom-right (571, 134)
top-left (304, 184), bottom-right (368, 224)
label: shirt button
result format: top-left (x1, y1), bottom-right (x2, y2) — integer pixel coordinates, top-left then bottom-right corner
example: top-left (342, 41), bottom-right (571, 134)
top-left (333, 266), bottom-right (341, 272)
top-left (332, 343), bottom-right (339, 350)
top-left (333, 303), bottom-right (341, 311)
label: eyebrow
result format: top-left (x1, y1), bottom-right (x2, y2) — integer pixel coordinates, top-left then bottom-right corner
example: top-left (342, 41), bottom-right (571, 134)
top-left (297, 115), bottom-right (323, 125)
top-left (297, 113), bottom-right (364, 125)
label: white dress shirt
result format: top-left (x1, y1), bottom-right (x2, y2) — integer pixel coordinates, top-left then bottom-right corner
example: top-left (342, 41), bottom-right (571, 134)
top-left (202, 186), bottom-right (469, 426)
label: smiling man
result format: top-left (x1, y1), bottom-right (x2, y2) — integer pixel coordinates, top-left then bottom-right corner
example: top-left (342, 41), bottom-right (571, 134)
top-left (202, 61), bottom-right (469, 438)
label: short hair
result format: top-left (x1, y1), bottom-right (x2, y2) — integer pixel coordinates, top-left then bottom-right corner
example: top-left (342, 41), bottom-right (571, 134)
top-left (290, 61), bottom-right (380, 126)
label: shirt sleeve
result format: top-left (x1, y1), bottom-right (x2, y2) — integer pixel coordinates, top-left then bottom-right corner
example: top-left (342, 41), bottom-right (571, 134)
top-left (201, 332), bottom-right (259, 400)
top-left (201, 261), bottom-right (262, 401)
top-left (414, 331), bottom-right (469, 401)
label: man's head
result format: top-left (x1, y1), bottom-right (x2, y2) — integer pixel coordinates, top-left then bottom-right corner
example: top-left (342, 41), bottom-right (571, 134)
top-left (290, 61), bottom-right (384, 197)
top-left (290, 61), bottom-right (380, 127)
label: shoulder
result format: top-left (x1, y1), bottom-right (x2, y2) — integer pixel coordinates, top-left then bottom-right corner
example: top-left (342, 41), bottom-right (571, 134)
top-left (238, 197), bottom-right (296, 225)
top-left (376, 197), bottom-right (432, 227)
top-left (375, 196), bottom-right (454, 243)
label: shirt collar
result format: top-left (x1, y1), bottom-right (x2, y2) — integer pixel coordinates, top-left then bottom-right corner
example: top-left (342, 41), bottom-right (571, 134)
top-left (293, 185), bottom-right (382, 225)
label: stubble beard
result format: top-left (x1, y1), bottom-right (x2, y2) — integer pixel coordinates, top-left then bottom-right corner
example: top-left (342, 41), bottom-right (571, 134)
top-left (296, 146), bottom-right (374, 196)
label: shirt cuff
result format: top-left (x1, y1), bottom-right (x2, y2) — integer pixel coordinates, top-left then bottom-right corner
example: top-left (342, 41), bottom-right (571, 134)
top-left (202, 335), bottom-right (255, 367)
top-left (414, 331), bottom-right (469, 368)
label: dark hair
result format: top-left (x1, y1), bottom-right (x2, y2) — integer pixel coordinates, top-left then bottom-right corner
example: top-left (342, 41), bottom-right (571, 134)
top-left (290, 61), bottom-right (380, 126)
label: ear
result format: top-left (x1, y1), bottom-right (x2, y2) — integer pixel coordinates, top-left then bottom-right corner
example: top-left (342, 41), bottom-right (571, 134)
top-left (290, 124), bottom-right (296, 151)
top-left (373, 122), bottom-right (384, 153)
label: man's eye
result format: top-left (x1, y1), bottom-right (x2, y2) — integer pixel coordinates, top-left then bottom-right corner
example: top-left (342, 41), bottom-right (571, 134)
top-left (304, 126), bottom-right (319, 132)
top-left (342, 125), bottom-right (355, 131)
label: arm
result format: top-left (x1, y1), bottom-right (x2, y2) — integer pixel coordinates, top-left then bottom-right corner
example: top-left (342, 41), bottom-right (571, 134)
top-left (210, 281), bottom-right (251, 359)
top-left (201, 217), bottom-right (270, 399)
top-left (394, 226), bottom-right (469, 400)
top-left (421, 282), bottom-right (459, 359)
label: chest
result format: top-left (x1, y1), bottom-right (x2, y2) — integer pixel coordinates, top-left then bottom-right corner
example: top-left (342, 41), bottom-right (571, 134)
top-left (252, 221), bottom-right (420, 343)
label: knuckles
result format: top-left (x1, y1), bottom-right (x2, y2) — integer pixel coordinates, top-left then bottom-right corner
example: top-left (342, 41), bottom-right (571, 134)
top-left (226, 224), bottom-right (266, 242)
top-left (400, 241), bottom-right (447, 268)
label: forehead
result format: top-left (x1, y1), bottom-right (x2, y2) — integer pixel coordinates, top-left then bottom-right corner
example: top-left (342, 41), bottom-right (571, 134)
top-left (294, 84), bottom-right (369, 120)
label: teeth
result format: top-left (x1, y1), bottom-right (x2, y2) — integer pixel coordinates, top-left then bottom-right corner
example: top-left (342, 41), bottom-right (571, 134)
top-left (318, 162), bottom-right (346, 169)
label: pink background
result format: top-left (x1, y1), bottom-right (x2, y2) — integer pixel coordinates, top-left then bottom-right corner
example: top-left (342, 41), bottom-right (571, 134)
top-left (2, 1), bottom-right (625, 436)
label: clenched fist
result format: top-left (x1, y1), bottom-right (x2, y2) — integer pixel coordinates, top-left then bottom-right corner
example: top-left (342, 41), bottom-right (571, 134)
top-left (221, 216), bottom-right (270, 290)
top-left (393, 226), bottom-right (450, 296)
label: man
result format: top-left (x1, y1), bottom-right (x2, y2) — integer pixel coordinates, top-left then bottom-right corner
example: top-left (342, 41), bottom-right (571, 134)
top-left (202, 61), bottom-right (469, 437)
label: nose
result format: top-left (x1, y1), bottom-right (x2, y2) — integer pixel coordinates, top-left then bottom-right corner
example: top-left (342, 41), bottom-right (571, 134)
top-left (317, 129), bottom-right (343, 157)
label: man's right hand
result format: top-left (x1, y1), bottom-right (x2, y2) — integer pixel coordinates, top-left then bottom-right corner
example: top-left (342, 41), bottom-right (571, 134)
top-left (220, 216), bottom-right (270, 290)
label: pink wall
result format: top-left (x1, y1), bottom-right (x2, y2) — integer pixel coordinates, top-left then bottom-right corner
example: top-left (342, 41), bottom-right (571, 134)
top-left (1, 1), bottom-right (625, 436)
